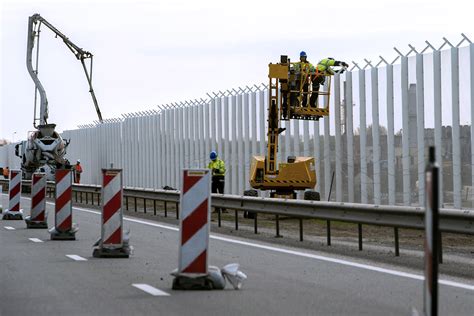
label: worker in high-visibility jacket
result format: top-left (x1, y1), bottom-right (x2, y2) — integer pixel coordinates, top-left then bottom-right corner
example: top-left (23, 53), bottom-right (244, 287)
top-left (207, 151), bottom-right (226, 212)
top-left (291, 51), bottom-right (317, 107)
top-left (310, 57), bottom-right (349, 107)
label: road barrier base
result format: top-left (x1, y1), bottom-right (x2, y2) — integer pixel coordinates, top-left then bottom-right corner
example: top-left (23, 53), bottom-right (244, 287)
top-left (2, 209), bottom-right (24, 220)
top-left (172, 275), bottom-right (215, 290)
top-left (25, 217), bottom-right (48, 229)
top-left (92, 244), bottom-right (131, 258)
top-left (49, 227), bottom-right (77, 240)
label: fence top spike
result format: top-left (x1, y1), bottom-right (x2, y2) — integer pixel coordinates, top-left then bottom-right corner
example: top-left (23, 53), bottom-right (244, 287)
top-left (425, 40), bottom-right (437, 51)
top-left (408, 44), bottom-right (418, 54)
top-left (442, 37), bottom-right (454, 48)
top-left (461, 33), bottom-right (472, 44)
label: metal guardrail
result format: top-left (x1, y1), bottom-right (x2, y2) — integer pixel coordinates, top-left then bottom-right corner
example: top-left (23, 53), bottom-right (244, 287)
top-left (1, 179), bottom-right (473, 259)
top-left (1, 179), bottom-right (473, 235)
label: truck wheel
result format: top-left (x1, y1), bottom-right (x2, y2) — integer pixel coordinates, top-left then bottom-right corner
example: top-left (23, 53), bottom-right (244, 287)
top-left (304, 190), bottom-right (320, 201)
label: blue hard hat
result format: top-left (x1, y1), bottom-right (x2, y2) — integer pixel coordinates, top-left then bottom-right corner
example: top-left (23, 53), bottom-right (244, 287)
top-left (300, 51), bottom-right (307, 57)
top-left (210, 151), bottom-right (217, 160)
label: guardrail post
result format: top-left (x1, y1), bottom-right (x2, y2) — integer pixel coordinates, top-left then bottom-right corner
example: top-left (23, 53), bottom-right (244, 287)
top-left (125, 196), bottom-right (129, 210)
top-left (153, 199), bottom-right (157, 215)
top-left (275, 215), bottom-right (281, 237)
top-left (86, 192), bottom-right (89, 204)
top-left (327, 221), bottom-right (331, 246)
top-left (176, 202), bottom-right (179, 219)
top-left (235, 210), bottom-right (239, 230)
top-left (218, 209), bottom-right (221, 227)
top-left (164, 201), bottom-right (168, 217)
top-left (134, 197), bottom-right (137, 212)
top-left (358, 224), bottom-right (363, 250)
top-left (394, 227), bottom-right (400, 256)
top-left (254, 214), bottom-right (258, 234)
top-left (299, 219), bottom-right (303, 241)
top-left (144, 198), bottom-right (147, 214)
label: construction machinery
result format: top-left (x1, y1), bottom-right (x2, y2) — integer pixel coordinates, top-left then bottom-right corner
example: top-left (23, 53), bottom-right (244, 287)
top-left (16, 13), bottom-right (103, 179)
top-left (249, 55), bottom-right (345, 199)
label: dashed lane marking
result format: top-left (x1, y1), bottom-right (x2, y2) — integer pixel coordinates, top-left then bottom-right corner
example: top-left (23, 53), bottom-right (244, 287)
top-left (132, 284), bottom-right (170, 296)
top-left (66, 254), bottom-right (88, 261)
top-left (29, 238), bottom-right (43, 243)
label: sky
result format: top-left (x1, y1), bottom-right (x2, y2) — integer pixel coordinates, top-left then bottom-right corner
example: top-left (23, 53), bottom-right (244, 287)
top-left (1, 0), bottom-right (473, 141)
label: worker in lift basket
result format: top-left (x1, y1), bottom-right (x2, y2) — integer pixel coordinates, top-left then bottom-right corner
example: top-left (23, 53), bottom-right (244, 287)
top-left (73, 160), bottom-right (83, 184)
top-left (312, 57), bottom-right (349, 107)
top-left (207, 151), bottom-right (226, 213)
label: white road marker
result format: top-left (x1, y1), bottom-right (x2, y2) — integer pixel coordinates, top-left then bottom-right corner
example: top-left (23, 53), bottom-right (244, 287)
top-left (4, 226), bottom-right (15, 230)
top-left (66, 254), bottom-right (88, 261)
top-left (41, 199), bottom-right (474, 292)
top-left (132, 284), bottom-right (170, 296)
top-left (29, 238), bottom-right (43, 243)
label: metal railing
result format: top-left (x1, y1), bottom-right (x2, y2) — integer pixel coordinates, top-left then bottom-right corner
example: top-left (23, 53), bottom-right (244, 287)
top-left (1, 179), bottom-right (473, 259)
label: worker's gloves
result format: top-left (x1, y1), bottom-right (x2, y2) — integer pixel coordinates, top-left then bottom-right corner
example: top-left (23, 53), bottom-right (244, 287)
top-left (213, 168), bottom-right (219, 174)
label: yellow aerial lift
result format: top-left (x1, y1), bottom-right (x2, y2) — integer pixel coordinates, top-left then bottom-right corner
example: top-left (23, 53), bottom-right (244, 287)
top-left (249, 55), bottom-right (342, 200)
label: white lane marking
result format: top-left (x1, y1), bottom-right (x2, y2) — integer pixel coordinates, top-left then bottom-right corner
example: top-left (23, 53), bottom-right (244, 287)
top-left (4, 226), bottom-right (15, 230)
top-left (66, 254), bottom-right (88, 261)
top-left (132, 284), bottom-right (170, 296)
top-left (29, 238), bottom-right (43, 243)
top-left (42, 200), bottom-right (474, 291)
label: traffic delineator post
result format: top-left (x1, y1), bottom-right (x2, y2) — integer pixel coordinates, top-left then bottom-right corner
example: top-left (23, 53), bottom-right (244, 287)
top-left (172, 169), bottom-right (213, 290)
top-left (424, 147), bottom-right (439, 316)
top-left (93, 169), bottom-right (131, 258)
top-left (25, 172), bottom-right (48, 228)
top-left (50, 169), bottom-right (77, 240)
top-left (2, 169), bottom-right (24, 220)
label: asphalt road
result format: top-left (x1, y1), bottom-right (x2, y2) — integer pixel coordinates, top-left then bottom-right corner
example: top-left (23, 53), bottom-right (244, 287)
top-left (1, 195), bottom-right (473, 315)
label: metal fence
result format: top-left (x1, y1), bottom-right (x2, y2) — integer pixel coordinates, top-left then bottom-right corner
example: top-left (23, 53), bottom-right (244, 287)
top-left (1, 35), bottom-right (473, 208)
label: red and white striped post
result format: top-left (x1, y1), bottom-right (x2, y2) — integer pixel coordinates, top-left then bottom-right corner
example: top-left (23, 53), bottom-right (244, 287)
top-left (25, 172), bottom-right (48, 228)
top-left (172, 169), bottom-right (211, 289)
top-left (93, 169), bottom-right (130, 258)
top-left (2, 169), bottom-right (24, 220)
top-left (50, 169), bottom-right (77, 240)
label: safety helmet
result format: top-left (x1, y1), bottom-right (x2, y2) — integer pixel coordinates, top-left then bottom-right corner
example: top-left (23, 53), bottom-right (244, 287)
top-left (77, 159), bottom-right (81, 163)
top-left (210, 151), bottom-right (217, 160)
top-left (300, 51), bottom-right (307, 58)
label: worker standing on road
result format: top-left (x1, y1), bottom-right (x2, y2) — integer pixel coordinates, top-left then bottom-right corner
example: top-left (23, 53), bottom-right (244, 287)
top-left (73, 160), bottom-right (83, 184)
top-left (310, 57), bottom-right (349, 107)
top-left (207, 151), bottom-right (226, 212)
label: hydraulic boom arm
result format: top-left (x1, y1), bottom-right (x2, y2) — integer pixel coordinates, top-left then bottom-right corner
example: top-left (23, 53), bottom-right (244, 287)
top-left (26, 13), bottom-right (103, 127)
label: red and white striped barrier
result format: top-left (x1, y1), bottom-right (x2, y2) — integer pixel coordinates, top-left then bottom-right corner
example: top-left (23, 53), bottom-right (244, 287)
top-left (2, 169), bottom-right (24, 220)
top-left (172, 169), bottom-right (212, 289)
top-left (25, 173), bottom-right (48, 228)
top-left (50, 169), bottom-right (77, 240)
top-left (93, 169), bottom-right (130, 258)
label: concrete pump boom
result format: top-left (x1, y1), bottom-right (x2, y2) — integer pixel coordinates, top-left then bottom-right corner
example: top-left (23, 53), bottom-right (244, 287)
top-left (26, 13), bottom-right (103, 126)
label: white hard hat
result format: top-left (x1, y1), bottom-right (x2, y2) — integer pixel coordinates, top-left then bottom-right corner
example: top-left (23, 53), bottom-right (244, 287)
top-left (77, 159), bottom-right (81, 163)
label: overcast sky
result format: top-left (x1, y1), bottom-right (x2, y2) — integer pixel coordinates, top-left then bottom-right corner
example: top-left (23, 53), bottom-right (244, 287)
top-left (1, 0), bottom-right (472, 141)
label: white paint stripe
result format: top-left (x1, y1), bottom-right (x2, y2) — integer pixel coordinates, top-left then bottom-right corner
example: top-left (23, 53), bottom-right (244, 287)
top-left (103, 175), bottom-right (121, 206)
top-left (39, 201), bottom-right (474, 292)
top-left (31, 197), bottom-right (46, 217)
top-left (56, 201), bottom-right (71, 226)
top-left (56, 173), bottom-right (72, 198)
top-left (66, 254), bottom-right (88, 261)
top-left (181, 174), bottom-right (209, 220)
top-left (103, 211), bottom-right (122, 245)
top-left (132, 284), bottom-right (170, 296)
top-left (9, 172), bottom-right (21, 187)
top-left (32, 176), bottom-right (46, 196)
top-left (29, 238), bottom-right (43, 243)
top-left (4, 226), bottom-right (15, 230)
top-left (180, 224), bottom-right (208, 271)
top-left (10, 193), bottom-right (20, 210)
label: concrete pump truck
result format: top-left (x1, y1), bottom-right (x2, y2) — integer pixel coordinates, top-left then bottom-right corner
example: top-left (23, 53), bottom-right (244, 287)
top-left (249, 55), bottom-right (346, 200)
top-left (16, 13), bottom-right (103, 179)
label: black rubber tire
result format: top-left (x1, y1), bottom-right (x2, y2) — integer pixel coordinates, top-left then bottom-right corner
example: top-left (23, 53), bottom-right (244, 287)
top-left (304, 190), bottom-right (320, 201)
top-left (243, 190), bottom-right (258, 218)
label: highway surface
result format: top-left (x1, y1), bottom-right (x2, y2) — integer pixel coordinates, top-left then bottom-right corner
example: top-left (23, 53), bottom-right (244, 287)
top-left (1, 195), bottom-right (473, 315)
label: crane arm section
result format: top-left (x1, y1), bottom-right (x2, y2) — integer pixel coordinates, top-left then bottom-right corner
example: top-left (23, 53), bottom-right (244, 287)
top-left (26, 13), bottom-right (103, 127)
